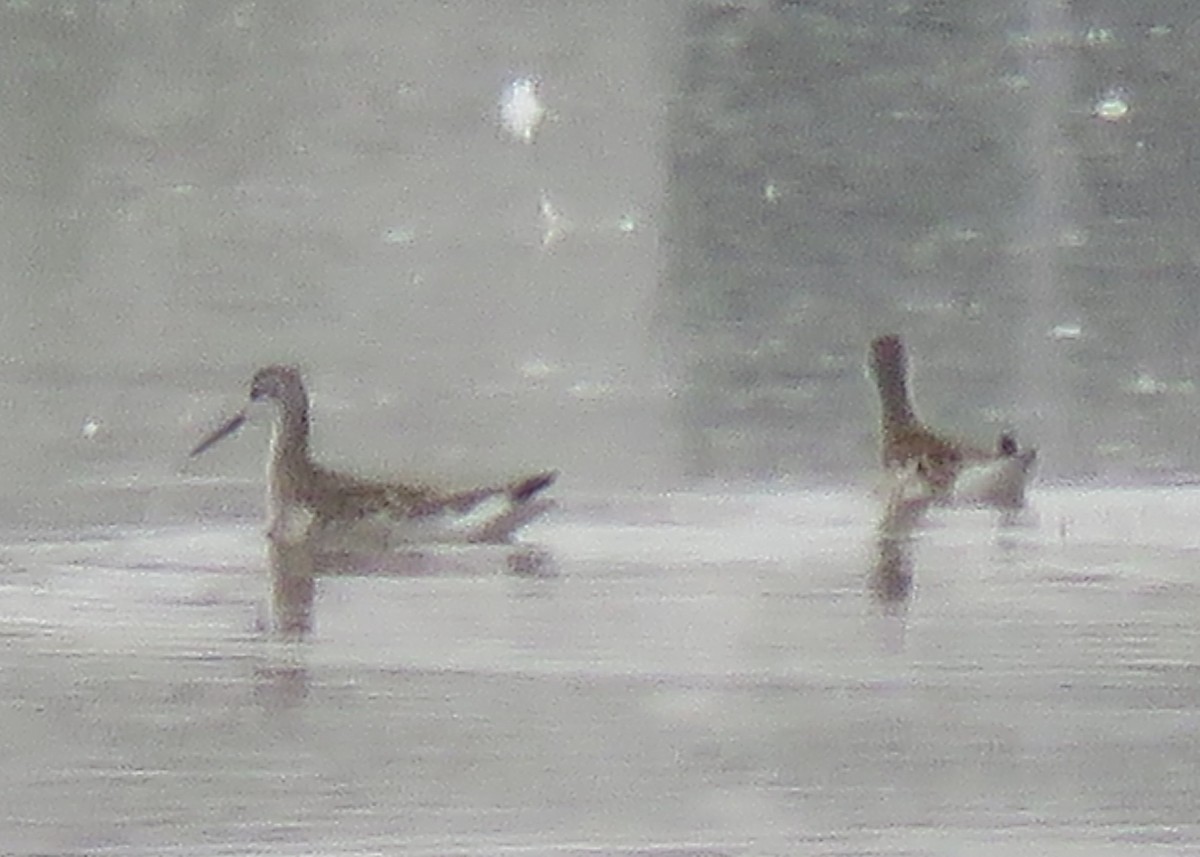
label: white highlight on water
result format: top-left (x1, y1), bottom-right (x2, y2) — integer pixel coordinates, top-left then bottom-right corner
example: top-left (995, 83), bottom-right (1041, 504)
top-left (500, 77), bottom-right (546, 144)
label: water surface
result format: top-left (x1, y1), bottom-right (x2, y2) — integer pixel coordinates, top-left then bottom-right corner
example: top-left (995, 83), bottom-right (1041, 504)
top-left (3, 485), bottom-right (1198, 855)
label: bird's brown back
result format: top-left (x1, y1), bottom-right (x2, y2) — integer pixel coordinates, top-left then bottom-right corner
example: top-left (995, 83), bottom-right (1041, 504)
top-left (303, 467), bottom-right (439, 522)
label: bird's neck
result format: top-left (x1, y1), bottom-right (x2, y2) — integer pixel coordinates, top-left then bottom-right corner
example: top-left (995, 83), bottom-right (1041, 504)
top-left (268, 403), bottom-right (314, 504)
top-left (871, 351), bottom-right (918, 429)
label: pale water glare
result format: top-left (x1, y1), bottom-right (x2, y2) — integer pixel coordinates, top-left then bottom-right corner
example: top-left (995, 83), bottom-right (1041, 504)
top-left (500, 77), bottom-right (547, 145)
top-left (3, 1), bottom-right (1200, 854)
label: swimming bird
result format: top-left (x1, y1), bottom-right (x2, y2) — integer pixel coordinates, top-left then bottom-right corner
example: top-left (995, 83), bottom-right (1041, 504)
top-left (190, 365), bottom-right (557, 548)
top-left (868, 334), bottom-right (1036, 508)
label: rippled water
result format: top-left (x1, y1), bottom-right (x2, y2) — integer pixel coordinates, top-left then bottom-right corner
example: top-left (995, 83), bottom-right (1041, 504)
top-left (3, 485), bottom-right (1198, 855)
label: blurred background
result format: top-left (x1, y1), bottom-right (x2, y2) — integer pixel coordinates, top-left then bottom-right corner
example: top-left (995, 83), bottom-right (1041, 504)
top-left (3, 0), bottom-right (1200, 526)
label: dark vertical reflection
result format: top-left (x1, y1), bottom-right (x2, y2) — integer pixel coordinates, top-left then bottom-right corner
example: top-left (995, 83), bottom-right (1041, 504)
top-left (268, 541), bottom-right (317, 637)
top-left (869, 493), bottom-right (929, 614)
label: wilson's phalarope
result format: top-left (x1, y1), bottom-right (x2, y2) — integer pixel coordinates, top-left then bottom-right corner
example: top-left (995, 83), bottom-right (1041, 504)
top-left (869, 334), bottom-right (1036, 508)
top-left (190, 365), bottom-right (557, 547)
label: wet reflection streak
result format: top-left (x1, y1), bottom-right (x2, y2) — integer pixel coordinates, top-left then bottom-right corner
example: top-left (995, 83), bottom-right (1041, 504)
top-left (268, 541), bottom-right (317, 637)
top-left (265, 539), bottom-right (558, 639)
top-left (869, 496), bottom-right (930, 611)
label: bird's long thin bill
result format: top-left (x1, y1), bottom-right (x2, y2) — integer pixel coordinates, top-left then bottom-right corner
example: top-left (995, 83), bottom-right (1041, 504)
top-left (190, 411), bottom-right (248, 457)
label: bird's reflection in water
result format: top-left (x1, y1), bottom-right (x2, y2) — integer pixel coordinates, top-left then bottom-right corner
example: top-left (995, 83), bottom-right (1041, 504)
top-left (248, 543), bottom-right (319, 710)
top-left (265, 538), bottom-right (558, 637)
top-left (869, 493), bottom-right (931, 614)
top-left (869, 484), bottom-right (1034, 620)
top-left (267, 541), bottom-right (318, 637)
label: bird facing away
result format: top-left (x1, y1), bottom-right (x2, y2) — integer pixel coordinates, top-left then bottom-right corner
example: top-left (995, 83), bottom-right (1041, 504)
top-left (868, 334), bottom-right (1036, 508)
top-left (190, 365), bottom-right (557, 548)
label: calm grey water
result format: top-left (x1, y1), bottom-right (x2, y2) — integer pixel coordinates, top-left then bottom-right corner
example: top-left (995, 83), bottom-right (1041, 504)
top-left (4, 486), bottom-right (1200, 855)
top-left (3, 2), bottom-right (1200, 854)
